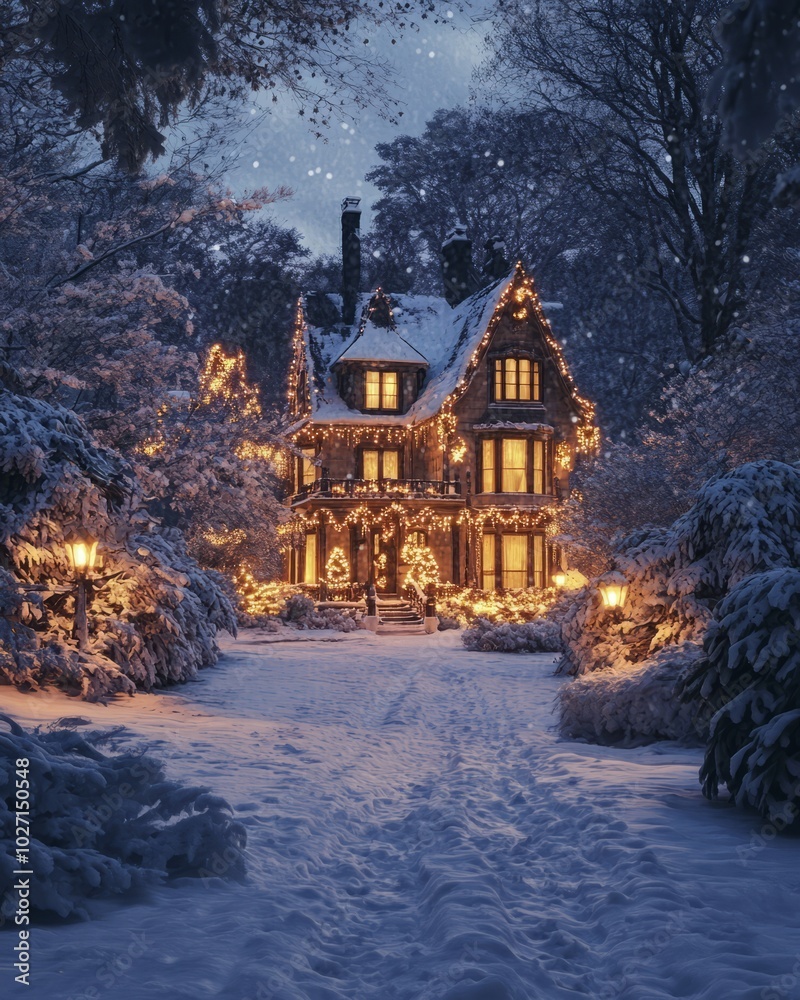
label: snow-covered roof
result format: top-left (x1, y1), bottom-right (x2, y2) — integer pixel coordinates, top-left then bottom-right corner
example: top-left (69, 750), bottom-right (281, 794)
top-left (295, 271), bottom-right (564, 430)
top-left (335, 318), bottom-right (428, 365)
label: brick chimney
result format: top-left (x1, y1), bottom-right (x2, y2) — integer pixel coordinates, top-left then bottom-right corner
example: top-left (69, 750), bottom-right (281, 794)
top-left (482, 236), bottom-right (509, 281)
top-left (441, 223), bottom-right (476, 307)
top-left (341, 197), bottom-right (361, 325)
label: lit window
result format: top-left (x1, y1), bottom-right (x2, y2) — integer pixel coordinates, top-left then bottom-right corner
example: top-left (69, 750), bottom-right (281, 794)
top-left (493, 358), bottom-right (540, 402)
top-left (502, 534), bottom-right (528, 589)
top-left (364, 370), bottom-right (399, 410)
top-left (299, 448), bottom-right (316, 487)
top-left (383, 449), bottom-right (399, 479)
top-left (533, 439), bottom-right (544, 495)
top-left (304, 533), bottom-right (317, 583)
top-left (502, 438), bottom-right (527, 492)
top-left (481, 437), bottom-right (547, 494)
top-left (361, 448), bottom-right (400, 479)
top-left (365, 371), bottom-right (381, 409)
top-left (482, 533), bottom-right (496, 591)
top-left (482, 439), bottom-right (495, 493)
top-left (407, 530), bottom-right (427, 547)
top-left (363, 449), bottom-right (379, 480)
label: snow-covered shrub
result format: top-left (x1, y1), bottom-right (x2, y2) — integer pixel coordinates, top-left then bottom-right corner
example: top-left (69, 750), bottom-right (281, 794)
top-left (0, 715), bottom-right (246, 920)
top-left (559, 643), bottom-right (706, 744)
top-left (281, 594), bottom-right (316, 623)
top-left (0, 391), bottom-right (236, 699)
top-left (279, 594), bottom-right (359, 632)
top-left (462, 617), bottom-right (563, 653)
top-left (436, 586), bottom-right (558, 626)
top-left (683, 569), bottom-right (800, 824)
top-left (437, 615), bottom-right (461, 631)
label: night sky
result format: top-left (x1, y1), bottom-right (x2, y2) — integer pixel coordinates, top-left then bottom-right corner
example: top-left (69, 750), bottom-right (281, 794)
top-left (206, 10), bottom-right (490, 255)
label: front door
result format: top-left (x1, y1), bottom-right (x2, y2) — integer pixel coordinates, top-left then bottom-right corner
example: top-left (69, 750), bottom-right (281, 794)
top-left (372, 531), bottom-right (397, 594)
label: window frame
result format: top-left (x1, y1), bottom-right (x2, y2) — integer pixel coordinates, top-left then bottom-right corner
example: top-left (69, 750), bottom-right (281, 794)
top-left (491, 354), bottom-right (541, 404)
top-left (480, 530), bottom-right (547, 591)
top-left (479, 436), bottom-right (549, 495)
top-left (297, 446), bottom-right (318, 490)
top-left (364, 369), bottom-right (401, 411)
top-left (359, 446), bottom-right (403, 481)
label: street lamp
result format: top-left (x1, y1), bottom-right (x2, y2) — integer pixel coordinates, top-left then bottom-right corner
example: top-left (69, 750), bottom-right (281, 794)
top-left (552, 571), bottom-right (567, 588)
top-left (65, 530), bottom-right (98, 650)
top-left (597, 571), bottom-right (628, 610)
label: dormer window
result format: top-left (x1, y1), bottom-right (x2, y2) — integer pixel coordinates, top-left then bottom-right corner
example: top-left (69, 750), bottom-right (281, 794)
top-left (365, 370), bottom-right (399, 410)
top-left (492, 357), bottom-right (540, 402)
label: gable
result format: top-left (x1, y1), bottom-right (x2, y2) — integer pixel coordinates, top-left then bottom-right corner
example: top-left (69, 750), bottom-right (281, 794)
top-left (288, 264), bottom-right (594, 440)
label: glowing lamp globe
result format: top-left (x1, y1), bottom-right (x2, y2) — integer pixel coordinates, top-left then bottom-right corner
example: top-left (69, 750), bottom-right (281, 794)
top-left (598, 571), bottom-right (628, 609)
top-left (552, 571), bottom-right (567, 588)
top-left (65, 531), bottom-right (98, 577)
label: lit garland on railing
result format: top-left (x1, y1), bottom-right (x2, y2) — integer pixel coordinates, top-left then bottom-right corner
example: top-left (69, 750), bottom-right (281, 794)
top-left (277, 503), bottom-right (558, 550)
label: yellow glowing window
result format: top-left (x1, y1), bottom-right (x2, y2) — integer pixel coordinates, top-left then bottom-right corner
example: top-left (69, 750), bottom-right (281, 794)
top-left (493, 358), bottom-right (540, 402)
top-left (502, 534), bottom-right (528, 589)
top-left (363, 449), bottom-right (379, 480)
top-left (365, 370), bottom-right (399, 410)
top-left (533, 533), bottom-right (545, 588)
top-left (533, 439), bottom-right (545, 495)
top-left (482, 533), bottom-right (496, 591)
top-left (300, 448), bottom-right (316, 487)
top-left (502, 438), bottom-right (527, 492)
top-left (382, 372), bottom-right (398, 409)
top-left (482, 439), bottom-right (495, 493)
top-left (383, 450), bottom-right (399, 479)
top-left (365, 370), bottom-right (381, 409)
top-left (304, 533), bottom-right (317, 584)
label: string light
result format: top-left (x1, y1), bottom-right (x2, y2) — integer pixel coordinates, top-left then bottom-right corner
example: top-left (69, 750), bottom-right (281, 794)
top-left (200, 344), bottom-right (262, 419)
top-left (203, 527), bottom-right (247, 546)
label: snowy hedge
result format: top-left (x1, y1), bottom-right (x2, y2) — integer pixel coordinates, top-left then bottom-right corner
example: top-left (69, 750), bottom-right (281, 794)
top-left (558, 461), bottom-right (800, 750)
top-left (682, 569), bottom-right (800, 825)
top-left (462, 618), bottom-right (563, 653)
top-left (559, 643), bottom-right (705, 744)
top-left (0, 391), bottom-right (236, 699)
top-left (0, 716), bottom-right (246, 920)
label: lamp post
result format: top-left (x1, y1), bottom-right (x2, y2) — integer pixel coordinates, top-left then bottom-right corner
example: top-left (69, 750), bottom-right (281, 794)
top-left (597, 571), bottom-right (628, 610)
top-left (65, 531), bottom-right (98, 651)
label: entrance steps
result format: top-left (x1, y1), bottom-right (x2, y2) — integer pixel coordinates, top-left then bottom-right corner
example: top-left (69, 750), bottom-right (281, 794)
top-left (375, 597), bottom-right (425, 632)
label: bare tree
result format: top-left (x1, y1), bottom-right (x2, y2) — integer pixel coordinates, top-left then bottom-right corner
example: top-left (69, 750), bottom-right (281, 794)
top-left (485, 0), bottom-right (797, 361)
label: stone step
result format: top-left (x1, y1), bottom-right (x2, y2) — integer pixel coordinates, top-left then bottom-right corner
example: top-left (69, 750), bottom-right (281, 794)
top-left (379, 612), bottom-right (423, 622)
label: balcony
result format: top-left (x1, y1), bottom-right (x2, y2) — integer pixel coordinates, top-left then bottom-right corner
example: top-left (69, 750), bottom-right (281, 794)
top-left (291, 477), bottom-right (463, 504)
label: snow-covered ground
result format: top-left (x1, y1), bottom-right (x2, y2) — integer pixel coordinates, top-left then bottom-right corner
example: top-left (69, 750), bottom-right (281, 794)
top-left (3, 629), bottom-right (800, 1000)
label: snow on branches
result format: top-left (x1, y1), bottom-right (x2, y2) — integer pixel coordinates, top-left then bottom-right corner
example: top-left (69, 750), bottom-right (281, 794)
top-left (0, 716), bottom-right (246, 920)
top-left (558, 461), bottom-right (800, 752)
top-left (0, 390), bottom-right (236, 700)
top-left (684, 569), bottom-right (800, 825)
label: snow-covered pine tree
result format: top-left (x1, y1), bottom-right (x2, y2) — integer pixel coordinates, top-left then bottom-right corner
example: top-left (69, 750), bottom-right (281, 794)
top-left (0, 390), bottom-right (236, 700)
top-left (0, 715), bottom-right (246, 919)
top-left (558, 461), bottom-right (800, 747)
top-left (684, 569), bottom-right (800, 824)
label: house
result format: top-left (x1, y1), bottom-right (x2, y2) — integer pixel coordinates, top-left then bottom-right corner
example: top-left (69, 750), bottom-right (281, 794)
top-left (281, 199), bottom-right (598, 595)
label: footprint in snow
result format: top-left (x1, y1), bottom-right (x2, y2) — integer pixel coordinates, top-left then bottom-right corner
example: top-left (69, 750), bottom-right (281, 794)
top-left (276, 742), bottom-right (303, 754)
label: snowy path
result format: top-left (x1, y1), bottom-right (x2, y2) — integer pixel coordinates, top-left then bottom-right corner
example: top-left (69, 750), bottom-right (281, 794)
top-left (4, 629), bottom-right (800, 1000)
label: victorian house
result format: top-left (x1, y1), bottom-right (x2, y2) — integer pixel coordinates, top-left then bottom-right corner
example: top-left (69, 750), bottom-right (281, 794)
top-left (281, 198), bottom-right (598, 595)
